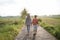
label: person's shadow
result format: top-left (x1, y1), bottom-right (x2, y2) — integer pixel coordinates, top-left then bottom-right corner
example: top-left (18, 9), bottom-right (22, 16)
top-left (32, 33), bottom-right (36, 40)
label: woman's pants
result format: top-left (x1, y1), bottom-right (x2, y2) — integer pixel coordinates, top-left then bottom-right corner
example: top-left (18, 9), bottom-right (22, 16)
top-left (27, 25), bottom-right (30, 33)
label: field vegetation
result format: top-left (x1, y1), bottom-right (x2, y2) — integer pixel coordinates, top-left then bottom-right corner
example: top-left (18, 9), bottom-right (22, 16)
top-left (39, 16), bottom-right (60, 40)
top-left (0, 17), bottom-right (24, 40)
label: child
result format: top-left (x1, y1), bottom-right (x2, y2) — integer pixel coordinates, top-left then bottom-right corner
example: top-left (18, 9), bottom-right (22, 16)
top-left (32, 15), bottom-right (38, 35)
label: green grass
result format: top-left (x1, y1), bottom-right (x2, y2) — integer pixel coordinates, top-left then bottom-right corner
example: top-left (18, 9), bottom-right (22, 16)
top-left (0, 24), bottom-right (23, 40)
top-left (39, 17), bottom-right (60, 40)
top-left (1, 16), bottom-right (60, 40)
top-left (0, 17), bottom-right (24, 40)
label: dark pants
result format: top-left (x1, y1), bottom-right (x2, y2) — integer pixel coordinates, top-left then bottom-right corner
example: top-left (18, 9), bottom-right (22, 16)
top-left (27, 25), bottom-right (30, 33)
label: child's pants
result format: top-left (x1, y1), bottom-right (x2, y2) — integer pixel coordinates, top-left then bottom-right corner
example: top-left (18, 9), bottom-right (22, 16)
top-left (33, 25), bottom-right (38, 33)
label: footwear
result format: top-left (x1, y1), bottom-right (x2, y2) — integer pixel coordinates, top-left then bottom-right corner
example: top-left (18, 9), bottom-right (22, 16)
top-left (33, 33), bottom-right (36, 37)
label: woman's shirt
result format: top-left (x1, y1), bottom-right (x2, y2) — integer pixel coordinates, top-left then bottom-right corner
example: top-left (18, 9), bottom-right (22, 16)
top-left (25, 17), bottom-right (31, 25)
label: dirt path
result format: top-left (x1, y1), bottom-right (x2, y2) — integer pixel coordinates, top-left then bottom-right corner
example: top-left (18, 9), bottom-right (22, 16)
top-left (15, 26), bottom-right (57, 40)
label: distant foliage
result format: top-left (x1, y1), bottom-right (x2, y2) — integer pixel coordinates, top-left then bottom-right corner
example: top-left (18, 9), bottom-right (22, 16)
top-left (21, 9), bottom-right (27, 19)
top-left (48, 15), bottom-right (60, 19)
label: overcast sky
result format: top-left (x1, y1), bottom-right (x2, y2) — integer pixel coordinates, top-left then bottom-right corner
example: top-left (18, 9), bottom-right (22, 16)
top-left (0, 0), bottom-right (60, 16)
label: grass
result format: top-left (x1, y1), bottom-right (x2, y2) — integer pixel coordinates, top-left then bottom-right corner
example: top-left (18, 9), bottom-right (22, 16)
top-left (0, 16), bottom-right (60, 40)
top-left (39, 17), bottom-right (60, 40)
top-left (0, 17), bottom-right (24, 40)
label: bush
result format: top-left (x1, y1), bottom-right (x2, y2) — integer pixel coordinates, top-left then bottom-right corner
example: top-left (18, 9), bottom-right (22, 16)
top-left (55, 31), bottom-right (60, 40)
top-left (38, 19), bottom-right (42, 22)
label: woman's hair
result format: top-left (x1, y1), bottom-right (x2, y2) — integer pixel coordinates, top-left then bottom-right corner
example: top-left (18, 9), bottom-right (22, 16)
top-left (27, 14), bottom-right (30, 18)
top-left (27, 14), bottom-right (30, 16)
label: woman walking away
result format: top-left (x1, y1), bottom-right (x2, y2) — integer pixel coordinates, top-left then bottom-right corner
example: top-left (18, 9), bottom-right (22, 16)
top-left (32, 15), bottom-right (38, 36)
top-left (25, 14), bottom-right (31, 35)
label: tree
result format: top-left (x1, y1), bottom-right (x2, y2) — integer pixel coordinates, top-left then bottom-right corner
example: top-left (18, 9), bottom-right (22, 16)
top-left (21, 8), bottom-right (27, 19)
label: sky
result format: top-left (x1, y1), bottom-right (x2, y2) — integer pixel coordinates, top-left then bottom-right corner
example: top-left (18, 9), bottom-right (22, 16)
top-left (0, 0), bottom-right (60, 16)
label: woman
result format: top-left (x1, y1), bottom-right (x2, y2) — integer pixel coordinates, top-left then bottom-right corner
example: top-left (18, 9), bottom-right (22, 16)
top-left (25, 14), bottom-right (31, 34)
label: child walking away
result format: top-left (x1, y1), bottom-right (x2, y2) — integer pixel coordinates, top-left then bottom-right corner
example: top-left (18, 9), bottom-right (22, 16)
top-left (25, 14), bottom-right (31, 35)
top-left (32, 15), bottom-right (38, 36)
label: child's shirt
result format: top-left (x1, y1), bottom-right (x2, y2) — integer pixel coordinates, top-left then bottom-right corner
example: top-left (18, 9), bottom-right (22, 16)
top-left (32, 18), bottom-right (38, 25)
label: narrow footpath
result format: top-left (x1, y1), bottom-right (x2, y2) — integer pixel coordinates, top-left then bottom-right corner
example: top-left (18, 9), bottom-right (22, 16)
top-left (15, 26), bottom-right (57, 40)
